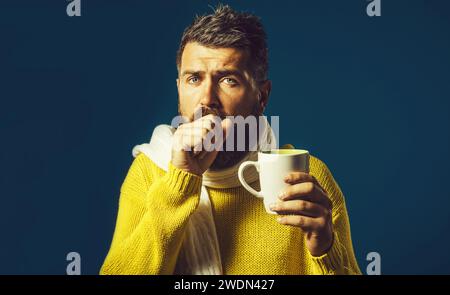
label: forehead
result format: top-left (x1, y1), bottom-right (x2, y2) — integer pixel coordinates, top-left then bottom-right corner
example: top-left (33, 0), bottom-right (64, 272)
top-left (180, 42), bottom-right (249, 71)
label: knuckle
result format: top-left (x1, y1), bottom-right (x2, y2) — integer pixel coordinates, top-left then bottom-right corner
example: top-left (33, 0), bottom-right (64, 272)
top-left (296, 216), bottom-right (304, 227)
top-left (200, 120), bottom-right (211, 130)
top-left (295, 171), bottom-right (307, 180)
top-left (286, 172), bottom-right (301, 182)
top-left (203, 115), bottom-right (217, 127)
top-left (317, 217), bottom-right (327, 229)
top-left (299, 200), bottom-right (308, 212)
top-left (207, 116), bottom-right (217, 125)
top-left (291, 171), bottom-right (301, 179)
top-left (305, 182), bottom-right (315, 193)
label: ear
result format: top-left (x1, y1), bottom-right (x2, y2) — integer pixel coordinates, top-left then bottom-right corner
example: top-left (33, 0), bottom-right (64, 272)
top-left (258, 80), bottom-right (271, 111)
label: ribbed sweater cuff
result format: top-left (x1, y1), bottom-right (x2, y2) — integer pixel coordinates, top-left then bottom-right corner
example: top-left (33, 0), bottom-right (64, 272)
top-left (308, 232), bottom-right (344, 275)
top-left (164, 162), bottom-right (202, 196)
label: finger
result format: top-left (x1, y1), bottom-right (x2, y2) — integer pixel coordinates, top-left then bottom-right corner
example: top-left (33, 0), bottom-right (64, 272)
top-left (201, 117), bottom-right (231, 150)
top-left (180, 127), bottom-right (210, 137)
top-left (270, 200), bottom-right (326, 218)
top-left (178, 117), bottom-right (231, 157)
top-left (285, 172), bottom-right (328, 196)
top-left (279, 182), bottom-right (332, 210)
top-left (277, 215), bottom-right (325, 232)
top-left (179, 116), bottom-right (214, 133)
top-left (181, 125), bottom-right (215, 154)
top-left (196, 123), bottom-right (222, 153)
top-left (173, 121), bottom-right (210, 152)
top-left (181, 134), bottom-right (205, 153)
top-left (191, 115), bottom-right (229, 137)
top-left (191, 114), bottom-right (218, 127)
top-left (197, 118), bottom-right (232, 161)
top-left (284, 171), bottom-right (318, 185)
top-left (179, 130), bottom-right (205, 152)
top-left (192, 116), bottom-right (225, 151)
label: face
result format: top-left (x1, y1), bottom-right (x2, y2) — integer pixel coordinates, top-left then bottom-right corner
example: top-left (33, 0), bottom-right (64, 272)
top-left (177, 42), bottom-right (271, 169)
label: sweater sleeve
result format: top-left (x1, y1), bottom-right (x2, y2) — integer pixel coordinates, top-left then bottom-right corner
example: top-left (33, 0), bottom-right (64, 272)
top-left (100, 154), bottom-right (202, 275)
top-left (307, 157), bottom-right (362, 275)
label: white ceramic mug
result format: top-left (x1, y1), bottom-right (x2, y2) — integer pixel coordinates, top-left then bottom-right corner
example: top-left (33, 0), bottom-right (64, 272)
top-left (238, 149), bottom-right (310, 214)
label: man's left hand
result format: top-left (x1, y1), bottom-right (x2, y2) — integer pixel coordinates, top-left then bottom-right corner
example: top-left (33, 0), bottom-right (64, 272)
top-left (269, 171), bottom-right (334, 257)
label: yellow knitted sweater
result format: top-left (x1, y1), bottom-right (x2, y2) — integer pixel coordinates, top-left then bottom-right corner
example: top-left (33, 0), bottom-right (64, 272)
top-left (100, 153), bottom-right (361, 275)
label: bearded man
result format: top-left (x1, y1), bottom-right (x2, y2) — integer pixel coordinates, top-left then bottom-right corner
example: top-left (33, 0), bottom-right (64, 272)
top-left (100, 5), bottom-right (361, 275)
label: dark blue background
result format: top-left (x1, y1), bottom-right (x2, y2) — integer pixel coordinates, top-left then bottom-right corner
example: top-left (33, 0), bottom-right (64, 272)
top-left (1, 0), bottom-right (449, 274)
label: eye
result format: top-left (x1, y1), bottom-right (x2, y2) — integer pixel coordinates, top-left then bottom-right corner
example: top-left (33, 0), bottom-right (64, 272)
top-left (187, 76), bottom-right (200, 84)
top-left (222, 77), bottom-right (238, 86)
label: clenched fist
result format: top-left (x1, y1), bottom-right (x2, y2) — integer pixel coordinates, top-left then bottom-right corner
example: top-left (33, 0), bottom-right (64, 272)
top-left (171, 114), bottom-right (233, 176)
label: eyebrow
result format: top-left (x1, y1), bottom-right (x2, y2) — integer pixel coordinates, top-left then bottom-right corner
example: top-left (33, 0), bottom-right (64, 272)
top-left (216, 69), bottom-right (245, 80)
top-left (181, 69), bottom-right (245, 80)
top-left (181, 70), bottom-right (202, 77)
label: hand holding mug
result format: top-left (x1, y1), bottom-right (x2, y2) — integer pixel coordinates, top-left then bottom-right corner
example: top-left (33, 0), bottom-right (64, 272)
top-left (238, 149), bottom-right (334, 256)
top-left (272, 170), bottom-right (333, 257)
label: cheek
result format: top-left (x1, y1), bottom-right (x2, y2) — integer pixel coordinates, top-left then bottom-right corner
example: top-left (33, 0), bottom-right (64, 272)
top-left (179, 83), bottom-right (198, 101)
top-left (223, 89), bottom-right (258, 115)
top-left (179, 85), bottom-right (199, 113)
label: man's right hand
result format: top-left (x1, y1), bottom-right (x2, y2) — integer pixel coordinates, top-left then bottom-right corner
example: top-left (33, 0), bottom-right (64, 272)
top-left (171, 114), bottom-right (233, 176)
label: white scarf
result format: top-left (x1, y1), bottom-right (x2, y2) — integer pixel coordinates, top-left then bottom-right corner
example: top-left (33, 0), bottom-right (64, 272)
top-left (132, 117), bottom-right (277, 274)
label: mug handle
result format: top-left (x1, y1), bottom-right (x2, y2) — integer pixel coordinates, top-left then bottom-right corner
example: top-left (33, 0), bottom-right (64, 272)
top-left (238, 161), bottom-right (263, 198)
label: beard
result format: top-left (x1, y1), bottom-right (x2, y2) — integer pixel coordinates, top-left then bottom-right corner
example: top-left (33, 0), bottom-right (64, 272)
top-left (179, 103), bottom-right (263, 171)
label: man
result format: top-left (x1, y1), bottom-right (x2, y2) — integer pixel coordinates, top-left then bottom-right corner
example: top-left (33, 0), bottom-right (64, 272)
top-left (100, 5), bottom-right (361, 275)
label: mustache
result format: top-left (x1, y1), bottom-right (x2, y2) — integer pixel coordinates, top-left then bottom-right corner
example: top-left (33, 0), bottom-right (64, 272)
top-left (189, 105), bottom-right (227, 121)
top-left (202, 106), bottom-right (225, 118)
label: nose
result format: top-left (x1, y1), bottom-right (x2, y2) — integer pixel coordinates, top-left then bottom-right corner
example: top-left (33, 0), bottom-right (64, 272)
top-left (199, 78), bottom-right (220, 110)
